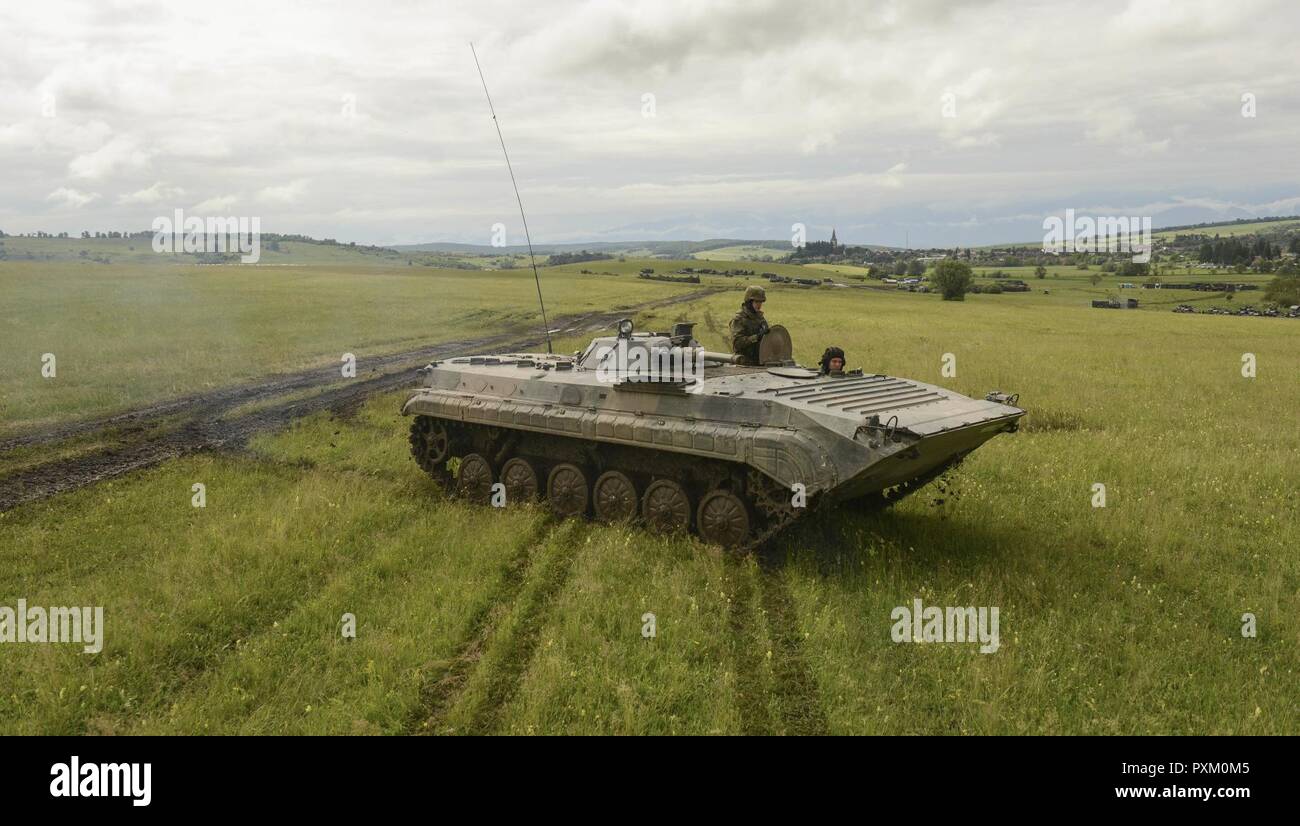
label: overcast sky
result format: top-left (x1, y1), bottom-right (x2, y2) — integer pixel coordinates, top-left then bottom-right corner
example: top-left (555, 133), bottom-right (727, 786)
top-left (2, 0), bottom-right (1298, 247)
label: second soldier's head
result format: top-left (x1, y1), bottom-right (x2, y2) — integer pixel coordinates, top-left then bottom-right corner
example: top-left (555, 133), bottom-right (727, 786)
top-left (819, 346), bottom-right (846, 375)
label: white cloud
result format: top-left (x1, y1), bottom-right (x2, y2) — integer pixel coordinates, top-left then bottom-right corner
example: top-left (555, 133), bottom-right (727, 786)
top-left (68, 134), bottom-right (151, 179)
top-left (0, 0), bottom-right (1295, 245)
top-left (1112, 0), bottom-right (1260, 42)
top-left (256, 179), bottom-right (309, 205)
top-left (192, 195), bottom-right (239, 213)
top-left (1084, 108), bottom-right (1172, 157)
top-left (46, 187), bottom-right (100, 208)
top-left (158, 133), bottom-right (232, 160)
top-left (117, 181), bottom-right (184, 205)
top-left (949, 132), bottom-right (1000, 149)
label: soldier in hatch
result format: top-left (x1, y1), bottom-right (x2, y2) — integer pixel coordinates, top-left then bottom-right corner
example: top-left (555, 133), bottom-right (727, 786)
top-left (729, 285), bottom-right (770, 365)
top-left (819, 346), bottom-right (847, 376)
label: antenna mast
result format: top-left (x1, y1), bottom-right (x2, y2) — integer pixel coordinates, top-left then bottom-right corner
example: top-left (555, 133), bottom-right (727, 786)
top-left (470, 42), bottom-right (552, 354)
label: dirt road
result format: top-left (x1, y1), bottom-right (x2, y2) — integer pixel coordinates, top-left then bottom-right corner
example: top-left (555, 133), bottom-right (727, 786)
top-left (0, 288), bottom-right (723, 512)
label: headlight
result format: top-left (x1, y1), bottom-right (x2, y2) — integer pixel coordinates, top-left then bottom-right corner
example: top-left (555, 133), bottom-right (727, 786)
top-left (617, 318), bottom-right (634, 337)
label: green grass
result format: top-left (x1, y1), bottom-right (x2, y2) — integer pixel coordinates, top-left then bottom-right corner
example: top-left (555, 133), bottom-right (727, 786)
top-left (691, 244), bottom-right (786, 261)
top-left (920, 264), bottom-right (1276, 312)
top-left (805, 263), bottom-right (871, 277)
top-left (0, 261), bottom-right (695, 436)
top-left (2, 256), bottom-right (1296, 734)
top-left (456, 526), bottom-right (748, 735)
top-left (0, 399), bottom-right (545, 734)
top-left (1153, 218), bottom-right (1300, 240)
top-left (0, 235), bottom-right (482, 268)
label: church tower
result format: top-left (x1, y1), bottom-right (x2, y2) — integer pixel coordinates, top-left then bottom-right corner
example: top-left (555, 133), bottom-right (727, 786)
top-left (830, 228), bottom-right (838, 249)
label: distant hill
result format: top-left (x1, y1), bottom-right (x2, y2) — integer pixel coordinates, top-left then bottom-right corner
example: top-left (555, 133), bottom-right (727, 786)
top-left (988, 215), bottom-right (1300, 248)
top-left (0, 233), bottom-right (482, 269)
top-left (1152, 215), bottom-right (1300, 239)
top-left (386, 239), bottom-right (792, 257)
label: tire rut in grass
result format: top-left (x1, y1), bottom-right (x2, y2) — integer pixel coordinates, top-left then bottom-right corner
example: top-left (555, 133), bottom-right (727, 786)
top-left (723, 553), bottom-right (775, 736)
top-left (453, 520), bottom-right (586, 735)
top-left (406, 516), bottom-right (558, 734)
top-left (756, 553), bottom-right (830, 736)
top-left (0, 372), bottom-right (409, 512)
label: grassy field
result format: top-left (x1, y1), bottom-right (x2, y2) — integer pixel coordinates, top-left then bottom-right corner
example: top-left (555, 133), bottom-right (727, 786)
top-left (1153, 218), bottom-right (1300, 240)
top-left (690, 244), bottom-right (786, 261)
top-left (8, 245), bottom-right (1280, 439)
top-left (0, 235), bottom-right (480, 268)
top-left (0, 256), bottom-right (699, 436)
top-left (6, 248), bottom-right (869, 437)
top-left (804, 262), bottom-right (873, 277)
top-left (988, 217), bottom-right (1300, 248)
top-left (954, 263), bottom-right (1279, 312)
top-left (1, 255), bottom-right (1296, 734)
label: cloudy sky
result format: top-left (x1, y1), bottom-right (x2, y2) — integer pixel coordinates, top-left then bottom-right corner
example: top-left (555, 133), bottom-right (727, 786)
top-left (2, 0), bottom-right (1298, 247)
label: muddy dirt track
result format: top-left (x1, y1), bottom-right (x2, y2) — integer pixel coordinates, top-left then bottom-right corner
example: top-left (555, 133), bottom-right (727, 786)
top-left (0, 287), bottom-right (724, 512)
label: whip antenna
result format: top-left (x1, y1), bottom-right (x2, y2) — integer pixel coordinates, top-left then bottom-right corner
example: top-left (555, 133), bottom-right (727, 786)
top-left (471, 42), bottom-right (552, 354)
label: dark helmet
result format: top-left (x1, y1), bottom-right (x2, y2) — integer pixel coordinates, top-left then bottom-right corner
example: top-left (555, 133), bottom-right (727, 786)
top-left (743, 285), bottom-right (767, 303)
top-left (819, 346), bottom-right (846, 375)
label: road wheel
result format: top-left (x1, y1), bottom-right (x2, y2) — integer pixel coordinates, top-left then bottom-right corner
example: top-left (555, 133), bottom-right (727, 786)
top-left (457, 453), bottom-right (494, 504)
top-left (592, 470), bottom-right (638, 523)
top-left (547, 463), bottom-right (589, 519)
top-left (697, 489), bottom-right (752, 548)
top-left (642, 479), bottom-right (691, 534)
top-left (410, 416), bottom-right (452, 481)
top-left (500, 457), bottom-right (539, 505)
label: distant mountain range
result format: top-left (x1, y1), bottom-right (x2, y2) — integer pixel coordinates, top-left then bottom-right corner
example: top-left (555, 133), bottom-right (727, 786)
top-left (384, 239), bottom-right (793, 256)
top-left (385, 216), bottom-right (1300, 256)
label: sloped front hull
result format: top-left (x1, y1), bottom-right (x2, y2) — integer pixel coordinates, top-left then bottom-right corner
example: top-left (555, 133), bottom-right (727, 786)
top-left (829, 416), bottom-right (1020, 504)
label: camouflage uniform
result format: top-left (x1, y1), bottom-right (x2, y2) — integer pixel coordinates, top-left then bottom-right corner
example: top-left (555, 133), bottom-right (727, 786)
top-left (730, 286), bottom-right (769, 365)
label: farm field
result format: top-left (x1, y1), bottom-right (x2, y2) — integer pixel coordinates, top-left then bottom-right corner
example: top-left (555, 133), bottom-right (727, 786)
top-left (0, 255), bottom-right (700, 437)
top-left (1153, 218), bottom-right (1300, 240)
top-left (2, 255), bottom-right (1296, 734)
top-left (1, 251), bottom-right (922, 438)
top-left (0, 234), bottom-right (479, 268)
top-left (957, 264), bottom-right (1278, 312)
top-left (988, 216), bottom-right (1300, 249)
top-left (690, 244), bottom-right (786, 261)
top-left (804, 262), bottom-right (874, 277)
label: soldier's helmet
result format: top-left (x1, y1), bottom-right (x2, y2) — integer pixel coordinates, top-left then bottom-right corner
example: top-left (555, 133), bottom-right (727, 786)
top-left (744, 285), bottom-right (767, 303)
top-left (819, 346), bottom-right (846, 374)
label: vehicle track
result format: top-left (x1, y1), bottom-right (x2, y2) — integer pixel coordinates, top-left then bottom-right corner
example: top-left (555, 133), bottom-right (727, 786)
top-left (756, 554), bottom-right (831, 735)
top-left (457, 521), bottom-right (585, 734)
top-left (0, 288), bottom-right (724, 513)
top-left (406, 516), bottom-right (557, 734)
top-left (724, 554), bottom-right (775, 735)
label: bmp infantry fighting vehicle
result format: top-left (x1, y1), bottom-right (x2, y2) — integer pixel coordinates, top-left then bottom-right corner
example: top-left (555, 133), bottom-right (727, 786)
top-left (404, 319), bottom-right (1024, 549)
top-left (425, 53), bottom-right (1023, 547)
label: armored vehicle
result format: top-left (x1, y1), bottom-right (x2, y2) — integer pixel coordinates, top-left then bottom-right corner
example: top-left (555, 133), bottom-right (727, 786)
top-left (404, 319), bottom-right (1024, 548)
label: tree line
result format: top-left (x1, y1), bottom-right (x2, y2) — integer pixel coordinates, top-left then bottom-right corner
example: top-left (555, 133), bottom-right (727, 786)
top-left (1197, 236), bottom-right (1281, 265)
